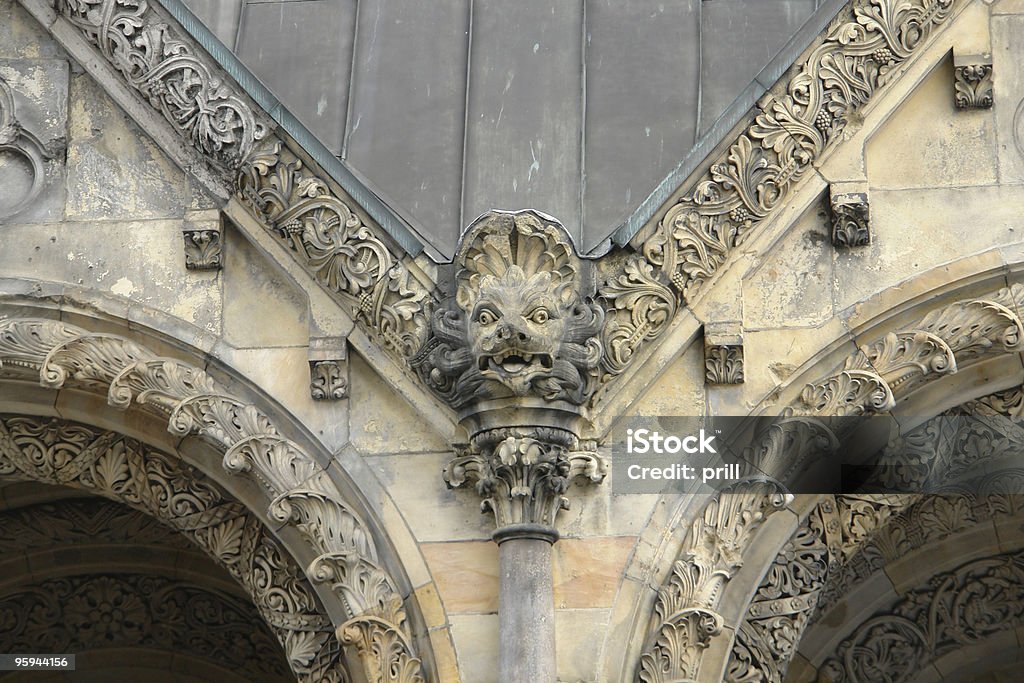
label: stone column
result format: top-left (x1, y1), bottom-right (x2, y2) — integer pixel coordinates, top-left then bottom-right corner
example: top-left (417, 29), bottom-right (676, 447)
top-left (494, 524), bottom-right (558, 682)
top-left (445, 423), bottom-right (603, 683)
top-left (419, 211), bottom-right (609, 681)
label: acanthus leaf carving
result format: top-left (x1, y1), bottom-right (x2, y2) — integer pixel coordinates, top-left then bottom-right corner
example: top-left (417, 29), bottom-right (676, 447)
top-left (0, 318), bottom-right (426, 683)
top-left (237, 141), bottom-right (433, 362)
top-left (793, 287), bottom-right (1024, 416)
top-left (443, 427), bottom-right (605, 530)
top-left (798, 369), bottom-right (896, 416)
top-left (58, 0), bottom-right (266, 168)
top-left (953, 58), bottom-right (993, 109)
top-left (822, 552), bottom-right (1024, 683)
top-left (636, 480), bottom-right (793, 682)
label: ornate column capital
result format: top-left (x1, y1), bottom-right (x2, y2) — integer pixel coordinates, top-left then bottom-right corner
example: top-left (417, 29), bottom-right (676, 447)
top-left (419, 210), bottom-right (608, 534)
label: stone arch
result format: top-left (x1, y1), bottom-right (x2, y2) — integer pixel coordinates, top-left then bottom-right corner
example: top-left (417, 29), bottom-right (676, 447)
top-left (720, 489), bottom-right (1024, 683)
top-left (0, 298), bottom-right (432, 682)
top-left (622, 264), bottom-right (1024, 683)
top-left (0, 489), bottom-right (294, 682)
top-left (711, 381), bottom-right (1024, 680)
top-left (0, 413), bottom-right (343, 681)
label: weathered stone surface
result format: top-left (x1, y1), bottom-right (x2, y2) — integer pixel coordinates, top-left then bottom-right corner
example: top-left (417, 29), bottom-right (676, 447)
top-left (834, 185), bottom-right (1024, 313)
top-left (745, 199), bottom-right (834, 329)
top-left (0, 0), bottom-right (63, 59)
top-left (0, 220), bottom-right (221, 331)
top-left (421, 541), bottom-right (499, 614)
top-left (221, 224), bottom-right (307, 348)
top-left (552, 536), bottom-right (636, 609)
top-left (449, 614), bottom-right (499, 683)
top-left (65, 74), bottom-right (190, 221)
top-left (992, 14), bottom-right (1024, 186)
top-left (348, 353), bottom-right (449, 455)
top-left (867, 55), bottom-right (998, 188)
top-left (0, 58), bottom-right (67, 222)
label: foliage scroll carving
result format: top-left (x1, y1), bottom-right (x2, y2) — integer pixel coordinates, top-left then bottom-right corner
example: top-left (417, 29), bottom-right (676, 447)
top-left (0, 318), bottom-right (426, 683)
top-left (48, 0), bottom-right (965, 411)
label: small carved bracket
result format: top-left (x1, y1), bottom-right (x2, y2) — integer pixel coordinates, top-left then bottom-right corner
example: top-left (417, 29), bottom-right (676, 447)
top-left (829, 184), bottom-right (870, 248)
top-left (954, 52), bottom-right (993, 110)
top-left (309, 336), bottom-right (348, 401)
top-left (705, 323), bottom-right (744, 385)
top-left (182, 210), bottom-right (223, 271)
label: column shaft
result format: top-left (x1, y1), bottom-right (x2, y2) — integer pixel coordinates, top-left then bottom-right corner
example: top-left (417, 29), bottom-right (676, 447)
top-left (497, 535), bottom-right (556, 682)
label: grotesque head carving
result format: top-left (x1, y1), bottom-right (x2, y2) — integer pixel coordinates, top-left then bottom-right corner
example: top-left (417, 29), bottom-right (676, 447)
top-left (414, 211), bottom-right (604, 409)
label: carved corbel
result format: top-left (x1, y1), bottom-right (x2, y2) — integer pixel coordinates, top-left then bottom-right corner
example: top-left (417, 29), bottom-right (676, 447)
top-left (954, 52), bottom-right (993, 109)
top-left (308, 336), bottom-right (349, 401)
top-left (829, 184), bottom-right (870, 248)
top-left (704, 323), bottom-right (744, 385)
top-left (420, 210), bottom-right (608, 534)
top-left (182, 210), bottom-right (223, 271)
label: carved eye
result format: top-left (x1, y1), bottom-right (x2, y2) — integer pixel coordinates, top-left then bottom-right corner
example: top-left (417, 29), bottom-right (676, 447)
top-left (477, 309), bottom-right (498, 325)
top-left (528, 308), bottom-right (550, 324)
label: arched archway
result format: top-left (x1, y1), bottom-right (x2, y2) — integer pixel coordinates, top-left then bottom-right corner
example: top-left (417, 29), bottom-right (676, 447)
top-left (620, 267), bottom-right (1024, 683)
top-left (0, 292), bottom-right (433, 682)
top-left (0, 413), bottom-right (342, 681)
top-left (0, 483), bottom-right (294, 682)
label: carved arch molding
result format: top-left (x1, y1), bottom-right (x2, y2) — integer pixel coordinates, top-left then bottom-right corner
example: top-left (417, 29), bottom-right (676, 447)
top-left (0, 317), bottom-right (428, 683)
top-left (636, 386), bottom-right (1024, 683)
top-left (635, 278), bottom-right (1024, 683)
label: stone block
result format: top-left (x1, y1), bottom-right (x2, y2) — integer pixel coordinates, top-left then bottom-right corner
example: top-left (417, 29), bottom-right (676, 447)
top-left (421, 541), bottom-right (499, 614)
top-left (0, 220), bottom-right (221, 332)
top-left (348, 353), bottom-right (449, 455)
top-left (552, 536), bottom-right (636, 610)
top-left (65, 74), bottom-right (190, 221)
top-left (833, 186), bottom-right (1024, 314)
top-left (954, 52), bottom-right (994, 109)
top-left (704, 322), bottom-right (744, 385)
top-left (554, 608), bottom-right (610, 683)
top-left (449, 614), bottom-right (499, 683)
top-left (866, 54), bottom-right (997, 188)
top-left (745, 198), bottom-right (834, 329)
top-left (221, 224), bottom-right (307, 348)
top-left (829, 182), bottom-right (870, 248)
top-left (0, 0), bottom-right (63, 59)
top-left (992, 16), bottom-right (1024, 184)
top-left (0, 58), bottom-right (67, 223)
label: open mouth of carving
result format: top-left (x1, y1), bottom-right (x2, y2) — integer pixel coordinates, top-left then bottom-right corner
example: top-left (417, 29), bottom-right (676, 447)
top-left (480, 349), bottom-right (553, 376)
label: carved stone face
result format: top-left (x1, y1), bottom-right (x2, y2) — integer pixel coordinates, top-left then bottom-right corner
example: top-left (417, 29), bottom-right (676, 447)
top-left (469, 267), bottom-right (569, 397)
top-left (412, 210), bottom-right (604, 408)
